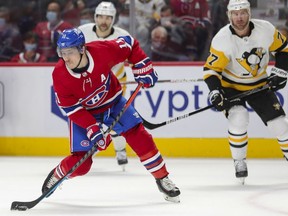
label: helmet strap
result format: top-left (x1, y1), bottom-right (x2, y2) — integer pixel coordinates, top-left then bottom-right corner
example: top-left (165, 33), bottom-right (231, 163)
top-left (72, 54), bottom-right (90, 74)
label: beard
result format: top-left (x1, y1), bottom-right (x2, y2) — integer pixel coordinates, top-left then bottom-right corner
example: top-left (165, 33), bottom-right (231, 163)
top-left (98, 24), bottom-right (110, 32)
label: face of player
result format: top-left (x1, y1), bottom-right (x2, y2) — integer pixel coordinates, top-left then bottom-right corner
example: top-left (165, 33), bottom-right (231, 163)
top-left (230, 9), bottom-right (250, 34)
top-left (95, 15), bottom-right (113, 33)
top-left (59, 47), bottom-right (82, 69)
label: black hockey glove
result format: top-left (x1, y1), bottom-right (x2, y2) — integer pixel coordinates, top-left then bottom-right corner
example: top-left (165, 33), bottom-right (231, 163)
top-left (267, 74), bottom-right (287, 91)
top-left (267, 67), bottom-right (288, 91)
top-left (208, 90), bottom-right (230, 111)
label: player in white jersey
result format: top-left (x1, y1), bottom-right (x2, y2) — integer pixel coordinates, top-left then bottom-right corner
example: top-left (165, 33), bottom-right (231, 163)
top-left (203, 0), bottom-right (288, 184)
top-left (79, 2), bottom-right (130, 170)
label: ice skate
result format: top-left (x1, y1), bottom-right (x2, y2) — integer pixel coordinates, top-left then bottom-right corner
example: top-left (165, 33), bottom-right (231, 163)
top-left (42, 169), bottom-right (60, 197)
top-left (116, 149), bottom-right (128, 171)
top-left (156, 176), bottom-right (180, 203)
top-left (234, 159), bottom-right (248, 185)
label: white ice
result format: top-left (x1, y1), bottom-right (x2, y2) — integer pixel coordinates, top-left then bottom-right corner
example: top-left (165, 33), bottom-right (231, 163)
top-left (1, 156), bottom-right (288, 216)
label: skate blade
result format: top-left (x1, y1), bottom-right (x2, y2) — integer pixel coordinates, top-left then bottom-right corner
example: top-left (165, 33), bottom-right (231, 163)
top-left (120, 165), bottom-right (126, 172)
top-left (163, 194), bottom-right (180, 203)
top-left (238, 177), bottom-right (246, 185)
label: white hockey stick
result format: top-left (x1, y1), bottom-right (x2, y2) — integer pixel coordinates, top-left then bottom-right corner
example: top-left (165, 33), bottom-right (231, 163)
top-left (121, 78), bottom-right (204, 85)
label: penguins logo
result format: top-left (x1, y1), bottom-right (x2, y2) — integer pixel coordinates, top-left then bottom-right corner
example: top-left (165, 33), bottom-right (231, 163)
top-left (236, 47), bottom-right (266, 77)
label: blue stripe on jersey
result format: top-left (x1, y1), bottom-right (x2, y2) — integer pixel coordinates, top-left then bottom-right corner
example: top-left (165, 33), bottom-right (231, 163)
top-left (63, 103), bottom-right (83, 116)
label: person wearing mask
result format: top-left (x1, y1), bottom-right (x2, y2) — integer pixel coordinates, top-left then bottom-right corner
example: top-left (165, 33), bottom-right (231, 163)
top-left (0, 6), bottom-right (22, 61)
top-left (33, 0), bottom-right (73, 62)
top-left (10, 31), bottom-right (47, 63)
top-left (78, 8), bottom-right (94, 26)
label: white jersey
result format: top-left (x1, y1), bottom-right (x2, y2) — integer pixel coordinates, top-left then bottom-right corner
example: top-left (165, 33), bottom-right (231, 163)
top-left (79, 23), bottom-right (130, 81)
top-left (204, 19), bottom-right (288, 91)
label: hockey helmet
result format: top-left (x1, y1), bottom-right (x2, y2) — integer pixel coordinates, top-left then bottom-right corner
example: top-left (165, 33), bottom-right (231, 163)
top-left (95, 1), bottom-right (116, 27)
top-left (57, 28), bottom-right (85, 56)
top-left (227, 0), bottom-right (251, 24)
top-left (227, 0), bottom-right (250, 12)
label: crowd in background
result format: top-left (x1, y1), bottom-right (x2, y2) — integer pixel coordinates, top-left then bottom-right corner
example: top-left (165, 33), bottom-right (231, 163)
top-left (0, 0), bottom-right (287, 63)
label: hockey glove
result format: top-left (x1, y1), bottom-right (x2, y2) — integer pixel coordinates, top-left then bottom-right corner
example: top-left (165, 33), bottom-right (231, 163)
top-left (208, 90), bottom-right (230, 111)
top-left (132, 57), bottom-right (158, 88)
top-left (267, 67), bottom-right (288, 91)
top-left (86, 124), bottom-right (112, 151)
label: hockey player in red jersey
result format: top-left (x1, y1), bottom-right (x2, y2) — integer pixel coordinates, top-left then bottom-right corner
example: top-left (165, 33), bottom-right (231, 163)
top-left (42, 28), bottom-right (180, 202)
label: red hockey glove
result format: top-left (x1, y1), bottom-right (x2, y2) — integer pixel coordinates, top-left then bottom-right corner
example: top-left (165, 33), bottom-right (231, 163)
top-left (132, 57), bottom-right (158, 88)
top-left (86, 124), bottom-right (112, 151)
top-left (208, 89), bottom-right (230, 111)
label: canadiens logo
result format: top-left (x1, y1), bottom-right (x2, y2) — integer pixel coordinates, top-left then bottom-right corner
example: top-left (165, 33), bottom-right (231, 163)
top-left (82, 85), bottom-right (108, 108)
top-left (236, 47), bottom-right (266, 77)
top-left (97, 139), bottom-right (105, 148)
top-left (81, 140), bottom-right (90, 147)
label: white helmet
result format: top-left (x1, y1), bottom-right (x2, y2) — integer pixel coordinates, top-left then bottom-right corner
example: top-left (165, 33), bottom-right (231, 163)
top-left (95, 1), bottom-right (116, 27)
top-left (227, 0), bottom-right (251, 26)
top-left (227, 0), bottom-right (250, 12)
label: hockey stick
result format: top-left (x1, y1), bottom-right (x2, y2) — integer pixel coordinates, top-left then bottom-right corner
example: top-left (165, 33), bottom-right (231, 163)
top-left (142, 84), bottom-right (270, 130)
top-left (10, 83), bottom-right (143, 211)
top-left (121, 78), bottom-right (204, 85)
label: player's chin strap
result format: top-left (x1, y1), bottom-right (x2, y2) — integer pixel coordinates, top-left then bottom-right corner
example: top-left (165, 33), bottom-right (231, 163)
top-left (10, 83), bottom-right (143, 211)
top-left (72, 46), bottom-right (87, 72)
top-left (72, 53), bottom-right (84, 70)
top-left (140, 84), bottom-right (271, 130)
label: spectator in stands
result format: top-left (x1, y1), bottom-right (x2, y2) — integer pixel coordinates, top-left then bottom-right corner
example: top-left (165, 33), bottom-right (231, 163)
top-left (159, 5), bottom-right (198, 60)
top-left (17, 0), bottom-right (39, 35)
top-left (0, 6), bottom-right (22, 62)
top-left (10, 31), bottom-right (46, 63)
top-left (150, 25), bottom-right (191, 61)
top-left (159, 5), bottom-right (175, 27)
top-left (210, 0), bottom-right (229, 36)
top-left (78, 8), bottom-right (94, 26)
top-left (62, 0), bottom-right (86, 27)
top-left (115, 0), bottom-right (130, 32)
top-left (134, 0), bottom-right (167, 57)
top-left (169, 0), bottom-right (211, 22)
top-left (169, 0), bottom-right (212, 60)
top-left (33, 0), bottom-right (73, 62)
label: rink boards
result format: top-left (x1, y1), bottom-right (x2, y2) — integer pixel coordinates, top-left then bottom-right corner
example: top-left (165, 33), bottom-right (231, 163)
top-left (0, 63), bottom-right (285, 158)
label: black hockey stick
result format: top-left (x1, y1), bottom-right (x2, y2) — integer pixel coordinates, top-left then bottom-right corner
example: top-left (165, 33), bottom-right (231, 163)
top-left (142, 84), bottom-right (270, 130)
top-left (121, 78), bottom-right (204, 85)
top-left (10, 83), bottom-right (143, 211)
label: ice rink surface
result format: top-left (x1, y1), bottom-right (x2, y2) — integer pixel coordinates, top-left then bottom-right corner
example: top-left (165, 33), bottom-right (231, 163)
top-left (1, 156), bottom-right (288, 216)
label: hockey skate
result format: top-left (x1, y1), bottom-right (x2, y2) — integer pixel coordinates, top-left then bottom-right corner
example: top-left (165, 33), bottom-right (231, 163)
top-left (41, 169), bottom-right (60, 197)
top-left (156, 176), bottom-right (181, 203)
top-left (234, 159), bottom-right (248, 185)
top-left (116, 149), bottom-right (128, 171)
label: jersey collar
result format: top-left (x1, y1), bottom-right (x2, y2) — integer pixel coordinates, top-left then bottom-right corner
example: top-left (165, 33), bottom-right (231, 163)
top-left (229, 21), bottom-right (254, 38)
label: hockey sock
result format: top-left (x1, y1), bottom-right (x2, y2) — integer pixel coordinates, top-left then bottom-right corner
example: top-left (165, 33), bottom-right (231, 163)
top-left (122, 123), bottom-right (169, 178)
top-left (56, 151), bottom-right (93, 178)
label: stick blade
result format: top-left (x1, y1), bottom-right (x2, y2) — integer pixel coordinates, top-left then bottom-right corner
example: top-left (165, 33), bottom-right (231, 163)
top-left (11, 200), bottom-right (38, 211)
